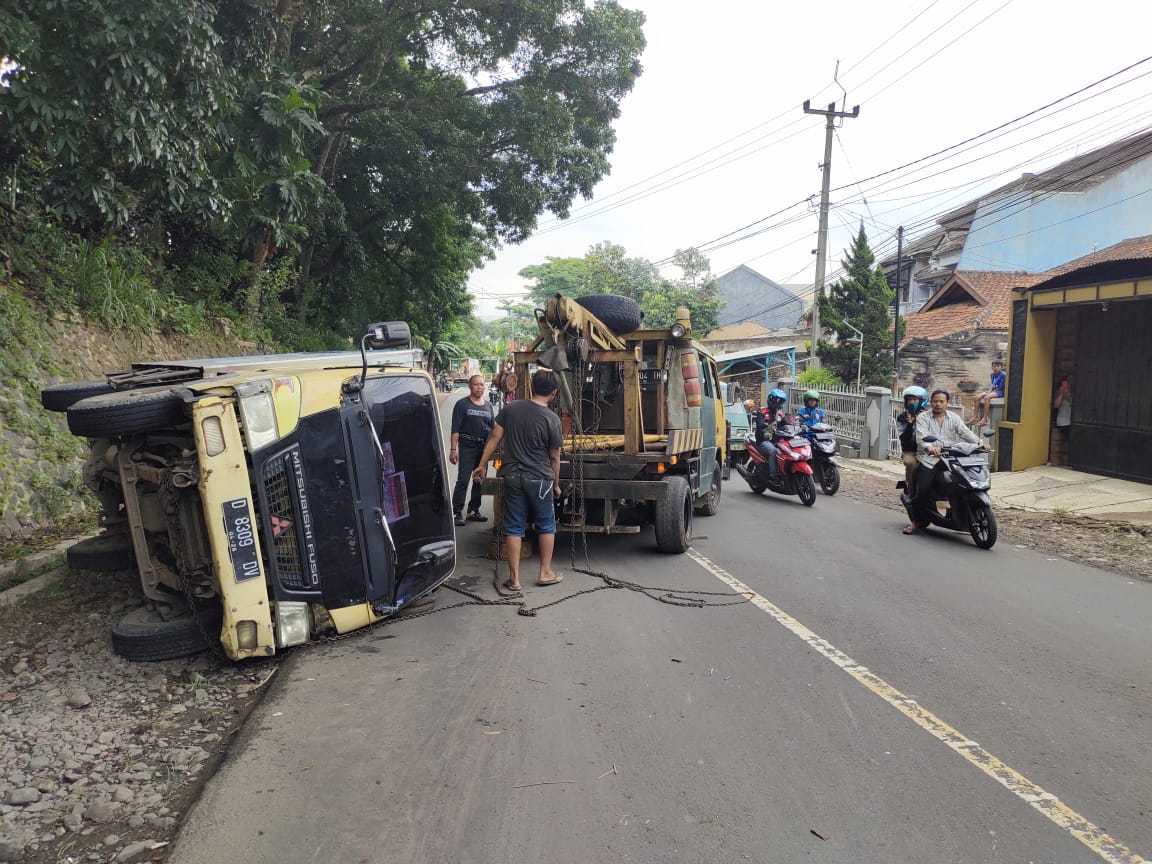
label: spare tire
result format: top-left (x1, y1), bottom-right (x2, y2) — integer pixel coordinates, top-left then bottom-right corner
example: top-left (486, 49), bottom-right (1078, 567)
top-left (574, 294), bottom-right (642, 334)
top-left (67, 386), bottom-right (186, 437)
top-left (41, 380), bottom-right (115, 413)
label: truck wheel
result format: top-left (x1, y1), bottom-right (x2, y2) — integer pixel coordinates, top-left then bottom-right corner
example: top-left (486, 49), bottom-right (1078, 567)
top-left (111, 605), bottom-right (221, 662)
top-left (67, 387), bottom-right (186, 438)
top-left (655, 475), bottom-right (693, 553)
top-left (41, 380), bottom-right (115, 413)
top-left (695, 464), bottom-right (722, 516)
top-left (574, 294), bottom-right (643, 333)
top-left (66, 532), bottom-right (134, 572)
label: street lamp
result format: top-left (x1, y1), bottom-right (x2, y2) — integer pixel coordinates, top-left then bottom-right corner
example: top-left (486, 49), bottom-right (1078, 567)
top-left (843, 320), bottom-right (863, 391)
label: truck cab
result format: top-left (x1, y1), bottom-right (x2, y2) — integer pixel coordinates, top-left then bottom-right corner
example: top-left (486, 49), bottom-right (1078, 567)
top-left (46, 323), bottom-right (456, 661)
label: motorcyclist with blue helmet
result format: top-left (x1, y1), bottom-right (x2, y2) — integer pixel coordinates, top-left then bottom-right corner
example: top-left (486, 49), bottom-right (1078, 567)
top-left (753, 389), bottom-right (789, 482)
top-left (796, 390), bottom-right (825, 427)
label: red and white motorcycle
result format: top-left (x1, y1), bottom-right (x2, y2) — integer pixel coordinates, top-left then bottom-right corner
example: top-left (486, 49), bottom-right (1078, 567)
top-left (736, 422), bottom-right (817, 506)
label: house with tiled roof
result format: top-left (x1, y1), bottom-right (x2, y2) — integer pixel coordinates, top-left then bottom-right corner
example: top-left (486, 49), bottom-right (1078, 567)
top-left (881, 227), bottom-right (968, 317)
top-left (999, 235), bottom-right (1152, 482)
top-left (898, 270), bottom-right (1038, 414)
top-left (884, 127), bottom-right (1152, 317)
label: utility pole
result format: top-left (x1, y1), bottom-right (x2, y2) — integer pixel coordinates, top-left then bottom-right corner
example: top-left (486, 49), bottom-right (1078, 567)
top-left (803, 100), bottom-right (859, 370)
top-left (892, 225), bottom-right (904, 394)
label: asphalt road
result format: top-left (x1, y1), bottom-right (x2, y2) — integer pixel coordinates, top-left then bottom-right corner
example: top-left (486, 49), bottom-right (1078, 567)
top-left (169, 400), bottom-right (1152, 864)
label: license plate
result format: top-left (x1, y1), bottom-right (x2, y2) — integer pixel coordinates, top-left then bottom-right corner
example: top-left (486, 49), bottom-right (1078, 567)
top-left (958, 456), bottom-right (987, 467)
top-left (223, 498), bottom-right (261, 582)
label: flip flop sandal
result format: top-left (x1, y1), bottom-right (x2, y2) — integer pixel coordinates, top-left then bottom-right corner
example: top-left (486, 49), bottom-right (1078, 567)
top-left (501, 579), bottom-right (522, 593)
top-left (536, 573), bottom-right (564, 587)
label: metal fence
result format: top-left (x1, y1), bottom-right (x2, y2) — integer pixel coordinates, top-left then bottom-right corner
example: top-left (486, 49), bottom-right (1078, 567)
top-left (784, 383), bottom-right (866, 445)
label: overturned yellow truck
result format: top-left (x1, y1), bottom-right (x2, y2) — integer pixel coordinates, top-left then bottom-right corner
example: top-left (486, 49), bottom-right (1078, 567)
top-left (42, 323), bottom-right (456, 661)
top-left (486, 294), bottom-right (725, 553)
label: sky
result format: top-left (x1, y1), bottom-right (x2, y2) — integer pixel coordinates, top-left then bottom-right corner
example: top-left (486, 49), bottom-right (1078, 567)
top-left (466, 0), bottom-right (1152, 319)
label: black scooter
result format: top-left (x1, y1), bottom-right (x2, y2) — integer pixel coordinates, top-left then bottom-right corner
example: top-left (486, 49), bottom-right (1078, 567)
top-left (897, 432), bottom-right (997, 549)
top-left (804, 422), bottom-right (840, 495)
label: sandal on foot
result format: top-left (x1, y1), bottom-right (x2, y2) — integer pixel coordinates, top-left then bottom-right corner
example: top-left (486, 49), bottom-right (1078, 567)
top-left (902, 524), bottom-right (920, 535)
top-left (502, 579), bottom-right (522, 593)
top-left (536, 572), bottom-right (564, 587)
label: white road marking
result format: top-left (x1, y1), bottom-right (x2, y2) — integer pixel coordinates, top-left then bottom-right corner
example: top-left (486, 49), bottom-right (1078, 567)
top-left (687, 548), bottom-right (1147, 864)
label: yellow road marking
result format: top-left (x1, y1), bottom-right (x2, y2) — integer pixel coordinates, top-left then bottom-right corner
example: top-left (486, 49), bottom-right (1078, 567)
top-left (687, 549), bottom-right (1147, 864)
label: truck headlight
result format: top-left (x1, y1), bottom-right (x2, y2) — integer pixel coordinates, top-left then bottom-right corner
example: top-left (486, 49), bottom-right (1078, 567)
top-left (275, 602), bottom-right (312, 648)
top-left (239, 391), bottom-right (279, 451)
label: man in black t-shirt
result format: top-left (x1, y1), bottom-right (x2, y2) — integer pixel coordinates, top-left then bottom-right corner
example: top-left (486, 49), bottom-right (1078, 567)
top-left (450, 375), bottom-right (495, 526)
top-left (473, 370), bottom-right (564, 592)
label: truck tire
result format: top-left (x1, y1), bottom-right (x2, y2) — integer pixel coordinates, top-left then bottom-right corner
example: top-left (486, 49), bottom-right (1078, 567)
top-left (66, 532), bottom-right (134, 572)
top-left (111, 606), bottom-right (221, 662)
top-left (41, 380), bottom-right (115, 413)
top-left (67, 387), bottom-right (186, 437)
top-left (574, 294), bottom-right (642, 333)
top-left (654, 475), bottom-right (693, 554)
top-left (695, 464), bottom-right (722, 516)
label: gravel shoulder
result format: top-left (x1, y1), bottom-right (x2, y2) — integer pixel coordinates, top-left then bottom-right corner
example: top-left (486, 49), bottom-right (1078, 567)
top-left (1, 472), bottom-right (1148, 862)
top-left (0, 570), bottom-right (277, 864)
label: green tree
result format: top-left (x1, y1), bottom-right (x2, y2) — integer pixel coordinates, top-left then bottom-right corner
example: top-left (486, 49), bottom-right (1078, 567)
top-left (2, 0), bottom-right (648, 346)
top-left (637, 247), bottom-right (722, 334)
top-left (816, 224), bottom-right (900, 387)
top-left (517, 243), bottom-right (722, 333)
top-left (519, 257), bottom-right (596, 305)
top-left (489, 299), bottom-right (540, 346)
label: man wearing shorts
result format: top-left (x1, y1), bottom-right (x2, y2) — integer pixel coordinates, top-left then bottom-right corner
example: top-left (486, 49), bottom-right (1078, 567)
top-left (473, 370), bottom-right (564, 592)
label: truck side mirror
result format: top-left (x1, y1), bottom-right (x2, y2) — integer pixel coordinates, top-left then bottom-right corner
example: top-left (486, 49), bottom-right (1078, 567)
top-left (365, 321), bottom-right (412, 350)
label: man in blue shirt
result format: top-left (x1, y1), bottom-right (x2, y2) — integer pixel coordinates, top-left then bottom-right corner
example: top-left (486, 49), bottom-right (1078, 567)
top-left (972, 359), bottom-right (1005, 427)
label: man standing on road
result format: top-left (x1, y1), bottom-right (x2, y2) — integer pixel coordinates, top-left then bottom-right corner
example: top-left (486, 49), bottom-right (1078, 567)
top-left (472, 370), bottom-right (564, 592)
top-left (450, 375), bottom-right (495, 527)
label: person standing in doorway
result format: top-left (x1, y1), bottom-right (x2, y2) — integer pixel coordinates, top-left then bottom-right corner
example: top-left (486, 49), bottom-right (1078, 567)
top-left (1051, 373), bottom-right (1073, 466)
top-left (472, 370), bottom-right (564, 592)
top-left (450, 375), bottom-right (495, 527)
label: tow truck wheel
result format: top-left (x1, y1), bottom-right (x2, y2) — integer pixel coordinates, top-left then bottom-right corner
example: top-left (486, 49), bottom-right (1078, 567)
top-left (41, 380), bottom-right (115, 413)
top-left (66, 532), bottom-right (134, 572)
top-left (655, 475), bottom-right (693, 554)
top-left (695, 464), bottom-right (722, 517)
top-left (111, 605), bottom-right (221, 662)
top-left (66, 386), bottom-right (186, 438)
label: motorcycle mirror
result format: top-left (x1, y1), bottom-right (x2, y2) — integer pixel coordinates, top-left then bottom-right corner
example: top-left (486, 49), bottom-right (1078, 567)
top-left (982, 429), bottom-right (995, 437)
top-left (922, 435), bottom-right (938, 443)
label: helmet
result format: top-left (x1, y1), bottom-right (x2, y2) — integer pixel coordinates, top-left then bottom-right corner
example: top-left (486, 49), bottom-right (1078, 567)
top-left (767, 388), bottom-right (787, 409)
top-left (902, 385), bottom-right (929, 412)
top-left (803, 389), bottom-right (820, 403)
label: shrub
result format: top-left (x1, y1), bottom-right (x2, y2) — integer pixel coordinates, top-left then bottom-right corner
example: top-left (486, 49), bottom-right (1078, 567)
top-left (797, 367), bottom-right (845, 389)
